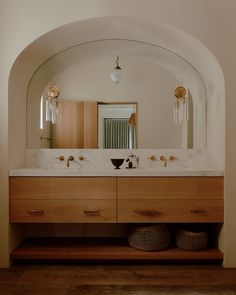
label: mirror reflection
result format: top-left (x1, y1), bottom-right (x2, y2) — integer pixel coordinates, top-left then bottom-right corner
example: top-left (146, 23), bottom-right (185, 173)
top-left (49, 101), bottom-right (137, 149)
top-left (98, 103), bottom-right (137, 149)
top-left (27, 39), bottom-right (206, 149)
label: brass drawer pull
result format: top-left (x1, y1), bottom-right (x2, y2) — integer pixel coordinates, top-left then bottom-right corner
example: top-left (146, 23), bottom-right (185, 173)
top-left (27, 210), bottom-right (44, 216)
top-left (83, 210), bottom-right (101, 216)
top-left (134, 209), bottom-right (160, 216)
top-left (190, 209), bottom-right (208, 214)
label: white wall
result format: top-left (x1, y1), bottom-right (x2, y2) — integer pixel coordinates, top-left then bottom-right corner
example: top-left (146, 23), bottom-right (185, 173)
top-left (1, 0), bottom-right (234, 267)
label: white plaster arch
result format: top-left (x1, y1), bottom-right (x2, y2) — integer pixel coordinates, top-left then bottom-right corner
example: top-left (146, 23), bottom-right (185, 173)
top-left (8, 16), bottom-right (225, 168)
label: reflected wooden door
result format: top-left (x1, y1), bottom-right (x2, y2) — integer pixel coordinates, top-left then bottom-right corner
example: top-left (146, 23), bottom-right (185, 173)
top-left (52, 101), bottom-right (97, 148)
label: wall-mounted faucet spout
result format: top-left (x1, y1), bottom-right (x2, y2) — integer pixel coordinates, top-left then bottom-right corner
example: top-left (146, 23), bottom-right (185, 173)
top-left (160, 155), bottom-right (178, 167)
top-left (160, 156), bottom-right (167, 167)
top-left (67, 155), bottom-right (74, 167)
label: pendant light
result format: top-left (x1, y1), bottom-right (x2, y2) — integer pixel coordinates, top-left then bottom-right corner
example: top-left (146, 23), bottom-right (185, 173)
top-left (110, 56), bottom-right (122, 84)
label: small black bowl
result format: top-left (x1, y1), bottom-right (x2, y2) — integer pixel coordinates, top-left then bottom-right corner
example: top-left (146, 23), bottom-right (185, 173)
top-left (110, 158), bottom-right (125, 169)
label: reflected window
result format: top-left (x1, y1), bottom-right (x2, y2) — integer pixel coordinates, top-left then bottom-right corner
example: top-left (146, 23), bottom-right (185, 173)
top-left (98, 103), bottom-right (137, 149)
top-left (104, 118), bottom-right (136, 149)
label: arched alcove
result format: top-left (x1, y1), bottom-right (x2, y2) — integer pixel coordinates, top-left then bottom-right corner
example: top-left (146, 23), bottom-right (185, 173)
top-left (8, 16), bottom-right (225, 168)
top-left (6, 16), bottom-right (226, 267)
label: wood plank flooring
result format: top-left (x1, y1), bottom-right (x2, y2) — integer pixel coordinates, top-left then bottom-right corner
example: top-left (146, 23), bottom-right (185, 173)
top-left (1, 264), bottom-right (236, 294)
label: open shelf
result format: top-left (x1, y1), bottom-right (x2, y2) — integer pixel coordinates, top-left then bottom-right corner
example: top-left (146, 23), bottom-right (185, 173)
top-left (10, 237), bottom-right (223, 261)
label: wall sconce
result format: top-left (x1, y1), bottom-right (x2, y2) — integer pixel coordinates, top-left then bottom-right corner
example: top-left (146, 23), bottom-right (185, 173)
top-left (174, 86), bottom-right (188, 124)
top-left (46, 86), bottom-right (60, 124)
top-left (110, 56), bottom-right (122, 84)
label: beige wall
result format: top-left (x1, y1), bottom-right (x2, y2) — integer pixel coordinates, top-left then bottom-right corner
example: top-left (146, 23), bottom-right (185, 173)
top-left (0, 0), bottom-right (235, 267)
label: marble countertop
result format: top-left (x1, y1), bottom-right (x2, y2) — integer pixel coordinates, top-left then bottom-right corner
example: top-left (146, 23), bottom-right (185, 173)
top-left (9, 168), bottom-right (224, 177)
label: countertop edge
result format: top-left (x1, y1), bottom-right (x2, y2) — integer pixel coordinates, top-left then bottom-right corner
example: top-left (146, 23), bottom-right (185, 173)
top-left (9, 169), bottom-right (224, 177)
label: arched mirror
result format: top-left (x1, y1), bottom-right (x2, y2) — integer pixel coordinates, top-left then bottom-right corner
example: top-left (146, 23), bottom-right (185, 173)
top-left (27, 39), bottom-right (206, 149)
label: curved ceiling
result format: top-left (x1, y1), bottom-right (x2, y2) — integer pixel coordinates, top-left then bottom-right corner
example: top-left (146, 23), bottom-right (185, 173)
top-left (10, 16), bottom-right (224, 95)
top-left (28, 39), bottom-right (206, 95)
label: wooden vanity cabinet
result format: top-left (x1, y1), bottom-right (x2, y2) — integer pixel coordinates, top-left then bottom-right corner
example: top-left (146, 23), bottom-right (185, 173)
top-left (117, 177), bottom-right (224, 223)
top-left (10, 175), bottom-right (224, 261)
top-left (10, 177), bottom-right (116, 223)
top-left (10, 176), bottom-right (224, 223)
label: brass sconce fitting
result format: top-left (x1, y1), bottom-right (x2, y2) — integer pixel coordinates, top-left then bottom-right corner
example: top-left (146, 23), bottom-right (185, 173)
top-left (48, 85), bottom-right (60, 98)
top-left (175, 86), bottom-right (186, 99)
top-left (40, 136), bottom-right (51, 141)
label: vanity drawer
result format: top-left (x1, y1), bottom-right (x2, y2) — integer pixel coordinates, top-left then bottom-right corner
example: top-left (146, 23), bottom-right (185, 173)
top-left (117, 199), bottom-right (224, 223)
top-left (117, 177), bottom-right (224, 200)
top-left (10, 177), bottom-right (116, 200)
top-left (11, 199), bottom-right (116, 223)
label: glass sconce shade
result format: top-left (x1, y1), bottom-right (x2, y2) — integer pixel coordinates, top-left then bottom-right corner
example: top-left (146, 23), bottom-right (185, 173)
top-left (45, 86), bottom-right (60, 124)
top-left (173, 86), bottom-right (189, 124)
top-left (174, 97), bottom-right (189, 124)
top-left (45, 97), bottom-right (60, 124)
top-left (45, 97), bottom-right (51, 122)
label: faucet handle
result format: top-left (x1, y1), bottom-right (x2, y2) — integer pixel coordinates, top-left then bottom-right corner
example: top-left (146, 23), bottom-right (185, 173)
top-left (79, 155), bottom-right (86, 161)
top-left (55, 156), bottom-right (65, 161)
top-left (169, 155), bottom-right (178, 161)
top-left (160, 155), bottom-right (166, 161)
top-left (148, 155), bottom-right (156, 161)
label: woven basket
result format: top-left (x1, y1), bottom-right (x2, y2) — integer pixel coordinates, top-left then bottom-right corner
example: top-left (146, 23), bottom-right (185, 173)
top-left (128, 224), bottom-right (170, 251)
top-left (176, 228), bottom-right (208, 251)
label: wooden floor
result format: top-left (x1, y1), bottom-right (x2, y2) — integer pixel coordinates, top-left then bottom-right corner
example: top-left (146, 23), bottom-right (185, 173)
top-left (1, 264), bottom-right (236, 294)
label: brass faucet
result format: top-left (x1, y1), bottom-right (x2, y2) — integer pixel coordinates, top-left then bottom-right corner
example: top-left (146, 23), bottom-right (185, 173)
top-left (67, 155), bottom-right (74, 167)
top-left (160, 155), bottom-right (168, 167)
top-left (160, 155), bottom-right (178, 167)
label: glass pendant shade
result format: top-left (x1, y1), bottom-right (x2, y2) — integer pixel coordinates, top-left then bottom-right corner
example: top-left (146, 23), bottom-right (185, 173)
top-left (111, 56), bottom-right (122, 84)
top-left (111, 67), bottom-right (122, 84)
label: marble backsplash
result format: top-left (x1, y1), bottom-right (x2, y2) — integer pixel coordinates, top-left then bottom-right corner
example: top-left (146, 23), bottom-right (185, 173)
top-left (25, 149), bottom-right (221, 171)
